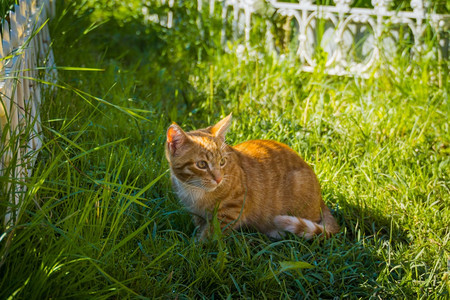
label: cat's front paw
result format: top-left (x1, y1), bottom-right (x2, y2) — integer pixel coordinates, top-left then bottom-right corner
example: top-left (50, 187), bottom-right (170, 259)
top-left (197, 227), bottom-right (212, 242)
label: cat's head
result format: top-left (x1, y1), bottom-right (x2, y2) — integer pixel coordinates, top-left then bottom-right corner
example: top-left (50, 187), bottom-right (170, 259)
top-left (165, 114), bottom-right (232, 191)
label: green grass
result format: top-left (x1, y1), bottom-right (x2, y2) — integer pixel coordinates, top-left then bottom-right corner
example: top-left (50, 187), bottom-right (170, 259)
top-left (0, 0), bottom-right (17, 19)
top-left (1, 0), bottom-right (449, 298)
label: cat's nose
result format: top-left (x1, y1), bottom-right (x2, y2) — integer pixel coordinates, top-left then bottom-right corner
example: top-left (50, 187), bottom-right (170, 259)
top-left (215, 176), bottom-right (222, 184)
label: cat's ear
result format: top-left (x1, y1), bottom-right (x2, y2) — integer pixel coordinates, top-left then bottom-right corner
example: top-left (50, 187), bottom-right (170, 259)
top-left (167, 123), bottom-right (188, 156)
top-left (211, 113), bottom-right (232, 141)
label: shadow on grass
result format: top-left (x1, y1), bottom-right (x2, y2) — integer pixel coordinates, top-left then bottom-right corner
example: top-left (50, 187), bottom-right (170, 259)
top-left (143, 186), bottom-right (417, 298)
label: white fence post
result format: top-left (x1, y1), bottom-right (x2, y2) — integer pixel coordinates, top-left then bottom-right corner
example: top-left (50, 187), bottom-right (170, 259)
top-left (0, 0), bottom-right (56, 228)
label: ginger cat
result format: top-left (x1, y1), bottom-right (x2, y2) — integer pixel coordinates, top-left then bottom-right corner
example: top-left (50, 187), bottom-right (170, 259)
top-left (165, 114), bottom-right (339, 240)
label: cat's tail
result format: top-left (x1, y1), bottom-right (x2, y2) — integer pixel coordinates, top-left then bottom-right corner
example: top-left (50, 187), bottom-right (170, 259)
top-left (273, 206), bottom-right (339, 240)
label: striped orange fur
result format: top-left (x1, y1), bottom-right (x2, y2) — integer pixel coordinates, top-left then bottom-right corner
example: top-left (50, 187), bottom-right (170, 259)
top-left (165, 114), bottom-right (340, 240)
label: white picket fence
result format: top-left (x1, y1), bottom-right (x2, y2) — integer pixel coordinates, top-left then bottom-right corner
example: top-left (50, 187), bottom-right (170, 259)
top-left (0, 0), bottom-right (56, 227)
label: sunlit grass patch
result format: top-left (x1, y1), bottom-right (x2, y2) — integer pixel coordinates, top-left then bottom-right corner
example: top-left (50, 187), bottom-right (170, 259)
top-left (0, 0), bottom-right (449, 298)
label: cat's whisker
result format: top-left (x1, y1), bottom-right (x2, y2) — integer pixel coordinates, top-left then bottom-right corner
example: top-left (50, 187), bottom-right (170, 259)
top-left (222, 174), bottom-right (238, 180)
top-left (187, 179), bottom-right (203, 188)
top-left (220, 141), bottom-right (228, 151)
top-left (221, 176), bottom-right (233, 183)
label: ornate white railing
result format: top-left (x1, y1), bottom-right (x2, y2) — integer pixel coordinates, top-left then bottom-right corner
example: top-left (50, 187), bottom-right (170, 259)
top-left (217, 0), bottom-right (449, 78)
top-left (0, 0), bottom-right (56, 227)
top-left (147, 0), bottom-right (448, 78)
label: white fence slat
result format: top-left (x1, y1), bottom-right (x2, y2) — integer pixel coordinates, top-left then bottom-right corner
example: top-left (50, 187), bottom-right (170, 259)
top-left (2, 20), bottom-right (12, 58)
top-left (1, 0), bottom-right (56, 227)
top-left (0, 39), bottom-right (3, 71)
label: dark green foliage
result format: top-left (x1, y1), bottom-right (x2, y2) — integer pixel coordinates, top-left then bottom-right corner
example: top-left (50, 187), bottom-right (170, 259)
top-left (0, 0), bottom-right (17, 20)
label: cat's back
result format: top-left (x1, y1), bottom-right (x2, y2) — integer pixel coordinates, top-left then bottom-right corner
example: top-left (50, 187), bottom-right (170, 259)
top-left (233, 139), bottom-right (308, 169)
top-left (231, 139), bottom-right (322, 224)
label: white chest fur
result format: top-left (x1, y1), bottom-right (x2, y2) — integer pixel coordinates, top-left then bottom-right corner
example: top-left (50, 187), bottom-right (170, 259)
top-left (171, 175), bottom-right (208, 216)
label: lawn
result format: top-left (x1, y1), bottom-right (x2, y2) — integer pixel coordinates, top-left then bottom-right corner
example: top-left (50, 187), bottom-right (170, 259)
top-left (1, 0), bottom-right (449, 298)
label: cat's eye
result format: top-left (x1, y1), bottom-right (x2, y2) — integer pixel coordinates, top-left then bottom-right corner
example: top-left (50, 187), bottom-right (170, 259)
top-left (220, 157), bottom-right (227, 167)
top-left (196, 160), bottom-right (208, 169)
